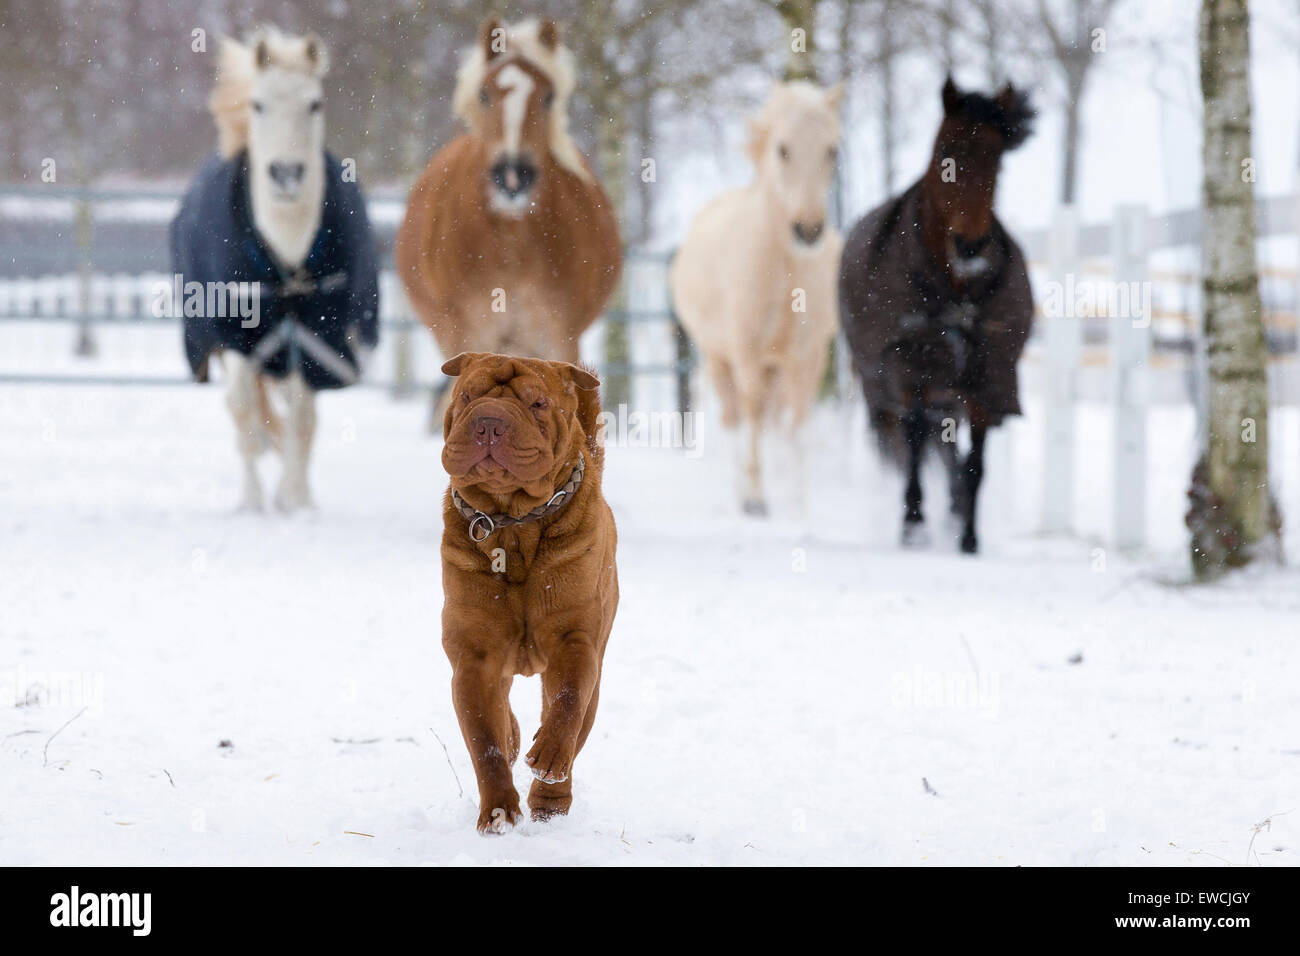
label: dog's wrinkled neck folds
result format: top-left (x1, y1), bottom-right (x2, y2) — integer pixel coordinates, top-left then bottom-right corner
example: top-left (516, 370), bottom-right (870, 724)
top-left (451, 451), bottom-right (585, 543)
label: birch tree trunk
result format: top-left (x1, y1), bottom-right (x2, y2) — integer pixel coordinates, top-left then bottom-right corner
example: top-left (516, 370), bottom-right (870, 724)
top-left (878, 0), bottom-right (898, 195)
top-left (595, 92), bottom-right (631, 410)
top-left (1059, 69), bottom-right (1086, 205)
top-left (776, 0), bottom-right (820, 81)
top-left (1187, 0), bottom-right (1280, 577)
top-left (974, 0), bottom-right (1001, 86)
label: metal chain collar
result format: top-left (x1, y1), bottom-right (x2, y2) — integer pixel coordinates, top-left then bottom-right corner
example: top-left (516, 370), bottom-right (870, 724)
top-left (450, 453), bottom-right (585, 543)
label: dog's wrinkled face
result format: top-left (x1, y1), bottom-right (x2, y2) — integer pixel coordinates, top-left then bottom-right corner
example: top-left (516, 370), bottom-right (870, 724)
top-left (441, 352), bottom-right (600, 502)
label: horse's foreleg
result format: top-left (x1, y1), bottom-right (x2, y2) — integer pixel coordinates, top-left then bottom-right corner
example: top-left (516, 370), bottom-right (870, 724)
top-left (938, 431), bottom-right (963, 516)
top-left (222, 351), bottom-right (265, 512)
top-left (707, 355), bottom-right (739, 429)
top-left (276, 371), bottom-right (317, 512)
top-left (738, 386), bottom-right (767, 517)
top-left (901, 406), bottom-right (929, 545)
top-left (960, 420), bottom-right (988, 554)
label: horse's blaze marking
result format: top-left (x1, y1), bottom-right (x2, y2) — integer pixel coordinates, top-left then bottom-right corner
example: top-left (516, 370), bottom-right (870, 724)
top-left (495, 63), bottom-right (534, 161)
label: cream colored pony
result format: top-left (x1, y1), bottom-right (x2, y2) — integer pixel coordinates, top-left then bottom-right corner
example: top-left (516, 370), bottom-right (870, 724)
top-left (670, 82), bottom-right (844, 515)
top-left (210, 27), bottom-right (329, 511)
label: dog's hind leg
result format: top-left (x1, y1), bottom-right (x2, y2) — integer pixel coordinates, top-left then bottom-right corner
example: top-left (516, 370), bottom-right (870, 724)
top-left (222, 351), bottom-right (266, 512)
top-left (275, 371), bottom-right (316, 512)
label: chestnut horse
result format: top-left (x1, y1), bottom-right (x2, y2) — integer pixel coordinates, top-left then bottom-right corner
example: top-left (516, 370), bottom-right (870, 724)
top-left (839, 78), bottom-right (1035, 553)
top-left (396, 18), bottom-right (621, 421)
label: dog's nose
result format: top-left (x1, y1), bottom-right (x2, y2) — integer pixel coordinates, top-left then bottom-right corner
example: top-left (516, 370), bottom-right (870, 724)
top-left (792, 221), bottom-right (824, 245)
top-left (472, 416), bottom-right (508, 443)
top-left (268, 161), bottom-right (306, 190)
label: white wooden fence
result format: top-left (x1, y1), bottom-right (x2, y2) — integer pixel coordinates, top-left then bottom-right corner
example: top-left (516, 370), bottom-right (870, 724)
top-left (1024, 197), bottom-right (1299, 551)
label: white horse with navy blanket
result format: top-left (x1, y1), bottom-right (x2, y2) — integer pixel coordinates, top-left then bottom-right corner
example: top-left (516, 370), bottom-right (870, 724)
top-left (170, 27), bottom-right (378, 512)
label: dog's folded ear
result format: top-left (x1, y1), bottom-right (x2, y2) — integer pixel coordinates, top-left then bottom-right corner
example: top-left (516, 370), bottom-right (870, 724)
top-left (565, 363), bottom-right (600, 391)
top-left (441, 352), bottom-right (485, 377)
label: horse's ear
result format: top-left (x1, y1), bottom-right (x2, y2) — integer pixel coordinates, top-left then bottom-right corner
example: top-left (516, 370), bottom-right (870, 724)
top-left (538, 20), bottom-right (560, 50)
top-left (994, 82), bottom-right (1017, 111)
top-left (824, 81), bottom-right (845, 112)
top-left (303, 32), bottom-right (329, 77)
top-left (441, 352), bottom-right (484, 377)
top-left (480, 17), bottom-right (505, 62)
top-left (941, 75), bottom-right (960, 114)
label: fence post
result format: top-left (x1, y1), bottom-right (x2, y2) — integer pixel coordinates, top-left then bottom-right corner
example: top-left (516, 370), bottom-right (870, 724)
top-left (73, 193), bottom-right (97, 357)
top-left (1110, 204), bottom-right (1150, 552)
top-left (672, 311), bottom-right (692, 415)
top-left (1041, 205), bottom-right (1081, 534)
top-left (386, 274), bottom-right (415, 399)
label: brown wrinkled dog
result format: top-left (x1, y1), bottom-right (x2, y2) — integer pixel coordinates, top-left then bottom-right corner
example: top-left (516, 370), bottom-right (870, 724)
top-left (439, 351), bottom-right (618, 833)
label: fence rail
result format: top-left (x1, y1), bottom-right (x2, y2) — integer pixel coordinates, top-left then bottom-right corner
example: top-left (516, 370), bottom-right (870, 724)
top-left (6, 185), bottom-right (1299, 553)
top-left (0, 186), bottom-right (689, 405)
top-left (1022, 198), bottom-right (1300, 548)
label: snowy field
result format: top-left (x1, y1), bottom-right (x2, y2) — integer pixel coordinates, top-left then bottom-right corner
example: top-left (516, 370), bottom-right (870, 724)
top-left (2, 378), bottom-right (1298, 866)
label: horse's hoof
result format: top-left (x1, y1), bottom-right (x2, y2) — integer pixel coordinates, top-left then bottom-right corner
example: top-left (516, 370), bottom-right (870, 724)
top-left (741, 499), bottom-right (769, 518)
top-left (901, 521), bottom-right (930, 548)
top-left (959, 532), bottom-right (979, 554)
top-left (274, 488), bottom-right (314, 513)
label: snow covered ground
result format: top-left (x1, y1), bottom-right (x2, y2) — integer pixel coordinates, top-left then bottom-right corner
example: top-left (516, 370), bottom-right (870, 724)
top-left (1, 380), bottom-right (1298, 866)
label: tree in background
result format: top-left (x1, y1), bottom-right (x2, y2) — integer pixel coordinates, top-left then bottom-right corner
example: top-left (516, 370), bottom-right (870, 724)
top-left (1021, 0), bottom-right (1121, 206)
top-left (1186, 0), bottom-right (1281, 578)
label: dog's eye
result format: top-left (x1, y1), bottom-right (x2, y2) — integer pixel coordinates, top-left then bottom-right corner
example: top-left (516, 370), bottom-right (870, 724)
top-left (459, 392), bottom-right (470, 405)
top-left (531, 398), bottom-right (548, 411)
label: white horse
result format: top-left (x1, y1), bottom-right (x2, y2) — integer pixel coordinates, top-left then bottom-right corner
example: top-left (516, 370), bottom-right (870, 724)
top-left (209, 28), bottom-right (330, 512)
top-left (670, 82), bottom-right (844, 515)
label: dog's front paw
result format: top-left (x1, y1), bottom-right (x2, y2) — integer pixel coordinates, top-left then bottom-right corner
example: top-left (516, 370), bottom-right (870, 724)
top-left (476, 792), bottom-right (523, 835)
top-left (525, 730), bottom-right (575, 785)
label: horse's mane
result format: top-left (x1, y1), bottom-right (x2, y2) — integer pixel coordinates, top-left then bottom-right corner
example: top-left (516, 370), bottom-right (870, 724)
top-left (208, 27), bottom-right (329, 158)
top-left (943, 79), bottom-right (1035, 151)
top-left (451, 18), bottom-right (587, 180)
top-left (746, 81), bottom-right (843, 167)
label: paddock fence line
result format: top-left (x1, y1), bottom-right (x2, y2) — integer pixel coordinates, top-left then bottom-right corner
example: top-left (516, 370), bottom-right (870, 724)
top-left (0, 185), bottom-right (689, 412)
top-left (6, 184), bottom-right (1300, 552)
top-left (1017, 195), bottom-right (1300, 549)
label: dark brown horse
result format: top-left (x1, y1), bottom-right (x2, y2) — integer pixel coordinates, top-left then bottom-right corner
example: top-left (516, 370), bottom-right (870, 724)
top-left (839, 77), bottom-right (1035, 553)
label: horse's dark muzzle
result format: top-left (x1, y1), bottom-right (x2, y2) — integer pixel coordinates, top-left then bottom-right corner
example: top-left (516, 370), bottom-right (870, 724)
top-left (953, 235), bottom-right (990, 260)
top-left (491, 159), bottom-right (537, 198)
top-left (793, 221), bottom-right (824, 246)
top-left (268, 161), bottom-right (306, 191)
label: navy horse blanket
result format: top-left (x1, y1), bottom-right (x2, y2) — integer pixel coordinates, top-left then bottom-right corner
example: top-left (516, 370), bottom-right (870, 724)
top-left (839, 180), bottom-right (1032, 429)
top-left (170, 151), bottom-right (379, 390)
